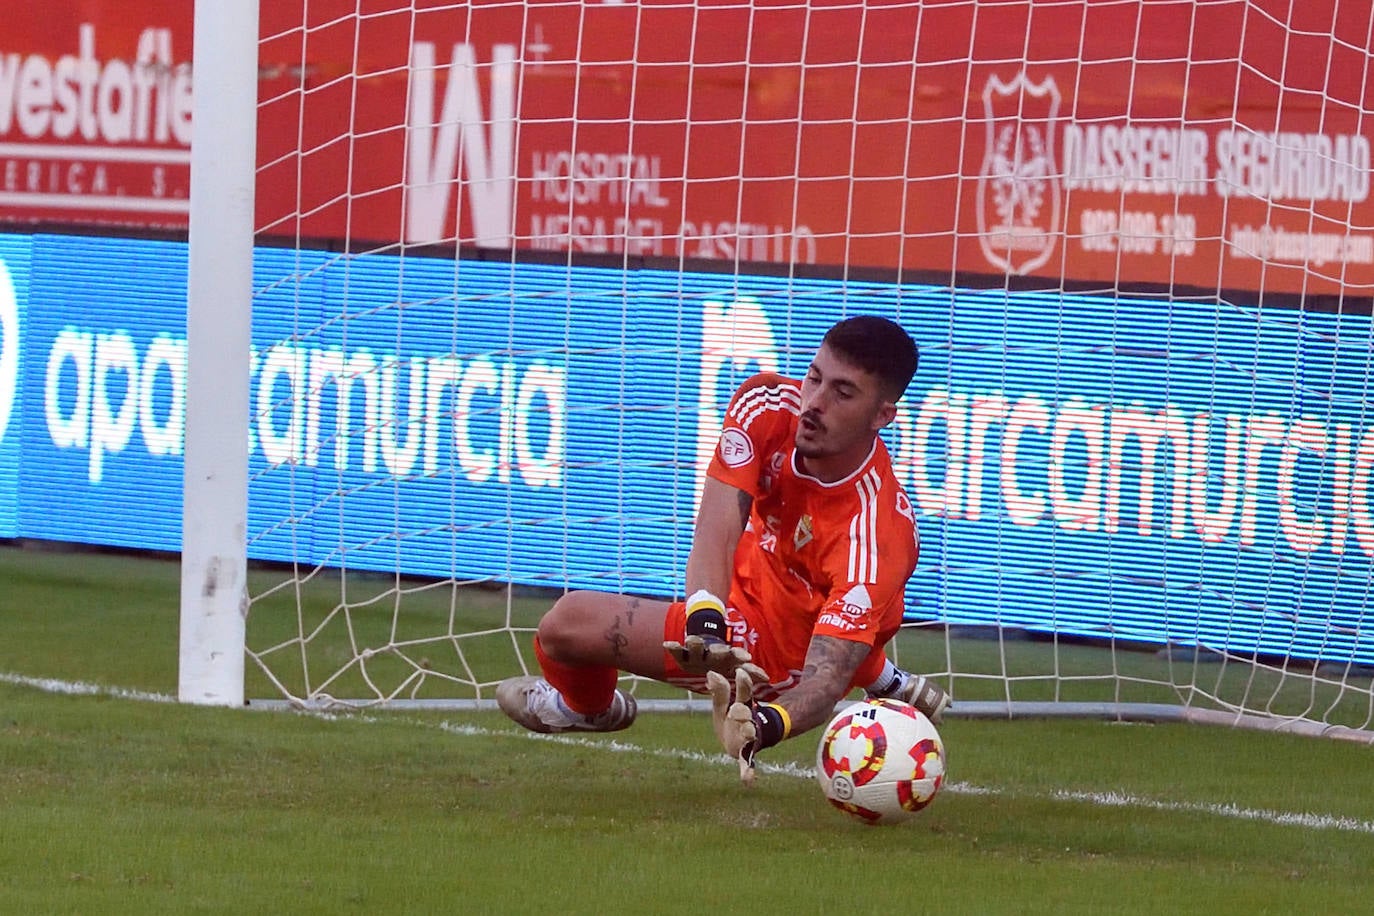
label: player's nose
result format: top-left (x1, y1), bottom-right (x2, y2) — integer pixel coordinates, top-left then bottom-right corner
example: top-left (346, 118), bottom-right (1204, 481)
top-left (803, 387), bottom-right (830, 413)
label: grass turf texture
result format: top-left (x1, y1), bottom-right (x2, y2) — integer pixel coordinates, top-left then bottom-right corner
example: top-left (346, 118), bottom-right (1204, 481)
top-left (4, 542), bottom-right (1374, 913)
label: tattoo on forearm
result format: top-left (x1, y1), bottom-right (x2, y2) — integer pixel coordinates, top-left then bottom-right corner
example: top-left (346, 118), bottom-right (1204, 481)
top-left (786, 636), bottom-right (870, 734)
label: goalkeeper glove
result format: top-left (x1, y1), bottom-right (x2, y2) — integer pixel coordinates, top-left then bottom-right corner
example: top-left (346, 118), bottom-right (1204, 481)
top-left (664, 590), bottom-right (759, 678)
top-left (706, 668), bottom-right (789, 786)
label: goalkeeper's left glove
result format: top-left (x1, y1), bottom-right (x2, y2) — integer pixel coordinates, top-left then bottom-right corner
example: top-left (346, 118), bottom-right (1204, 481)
top-left (664, 590), bottom-right (762, 679)
top-left (706, 668), bottom-right (789, 786)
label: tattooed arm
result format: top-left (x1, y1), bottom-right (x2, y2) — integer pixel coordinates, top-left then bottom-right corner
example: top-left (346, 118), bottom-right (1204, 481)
top-left (706, 634), bottom-right (869, 782)
top-left (774, 635), bottom-right (870, 738)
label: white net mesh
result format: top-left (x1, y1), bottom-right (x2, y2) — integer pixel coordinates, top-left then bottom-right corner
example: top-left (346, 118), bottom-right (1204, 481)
top-left (242, 0), bottom-right (1374, 736)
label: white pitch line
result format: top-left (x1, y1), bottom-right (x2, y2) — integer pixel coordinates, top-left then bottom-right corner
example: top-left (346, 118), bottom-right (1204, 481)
top-left (0, 671), bottom-right (176, 704)
top-left (430, 720), bottom-right (1374, 835)
top-left (6, 671), bottom-right (1374, 835)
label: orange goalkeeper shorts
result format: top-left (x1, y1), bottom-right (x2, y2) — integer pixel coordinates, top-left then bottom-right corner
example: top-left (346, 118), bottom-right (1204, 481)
top-left (660, 600), bottom-right (886, 702)
top-left (659, 600), bottom-right (794, 701)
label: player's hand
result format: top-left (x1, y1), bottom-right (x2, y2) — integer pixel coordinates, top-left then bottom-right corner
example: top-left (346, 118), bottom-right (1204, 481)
top-left (707, 668), bottom-right (760, 786)
top-left (663, 635), bottom-right (763, 680)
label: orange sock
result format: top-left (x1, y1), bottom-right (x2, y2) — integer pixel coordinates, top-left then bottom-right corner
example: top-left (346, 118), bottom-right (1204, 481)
top-left (534, 636), bottom-right (618, 716)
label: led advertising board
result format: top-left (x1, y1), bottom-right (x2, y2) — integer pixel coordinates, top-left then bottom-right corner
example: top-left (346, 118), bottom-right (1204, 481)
top-left (4, 232), bottom-right (1373, 664)
top-left (0, 234), bottom-right (23, 536)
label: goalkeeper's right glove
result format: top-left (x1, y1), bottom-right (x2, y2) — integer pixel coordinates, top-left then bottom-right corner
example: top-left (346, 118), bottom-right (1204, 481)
top-left (663, 590), bottom-right (759, 677)
top-left (706, 668), bottom-right (789, 786)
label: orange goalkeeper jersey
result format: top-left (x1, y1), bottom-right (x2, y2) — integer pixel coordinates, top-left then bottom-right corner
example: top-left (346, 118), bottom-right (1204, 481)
top-left (707, 373), bottom-right (920, 688)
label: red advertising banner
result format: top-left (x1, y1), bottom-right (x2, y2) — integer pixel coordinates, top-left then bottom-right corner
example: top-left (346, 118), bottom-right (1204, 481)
top-left (3, 0), bottom-right (1371, 296)
top-left (1, 3), bottom-right (193, 229)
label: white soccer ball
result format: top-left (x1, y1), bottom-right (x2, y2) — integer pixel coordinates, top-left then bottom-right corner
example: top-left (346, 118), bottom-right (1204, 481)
top-left (815, 697), bottom-right (946, 825)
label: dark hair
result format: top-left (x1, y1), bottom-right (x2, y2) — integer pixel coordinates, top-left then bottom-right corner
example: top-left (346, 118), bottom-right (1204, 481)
top-left (822, 315), bottom-right (919, 401)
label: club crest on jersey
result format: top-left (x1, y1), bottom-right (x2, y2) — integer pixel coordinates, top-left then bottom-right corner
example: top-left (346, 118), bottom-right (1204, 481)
top-left (718, 428), bottom-right (754, 468)
top-left (793, 514), bottom-right (814, 549)
top-left (975, 71), bottom-right (1062, 276)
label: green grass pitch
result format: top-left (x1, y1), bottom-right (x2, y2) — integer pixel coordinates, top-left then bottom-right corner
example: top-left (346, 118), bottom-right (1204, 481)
top-left (3, 542), bottom-right (1374, 914)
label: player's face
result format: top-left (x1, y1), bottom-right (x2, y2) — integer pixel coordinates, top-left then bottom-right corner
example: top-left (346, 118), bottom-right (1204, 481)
top-left (795, 344), bottom-right (897, 479)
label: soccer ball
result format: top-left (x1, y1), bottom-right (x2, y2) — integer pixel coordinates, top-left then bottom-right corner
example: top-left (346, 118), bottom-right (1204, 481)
top-left (815, 697), bottom-right (946, 824)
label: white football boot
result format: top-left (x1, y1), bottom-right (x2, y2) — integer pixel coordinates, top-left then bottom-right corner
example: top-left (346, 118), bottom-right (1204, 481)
top-left (496, 675), bottom-right (637, 734)
top-left (869, 671), bottom-right (950, 724)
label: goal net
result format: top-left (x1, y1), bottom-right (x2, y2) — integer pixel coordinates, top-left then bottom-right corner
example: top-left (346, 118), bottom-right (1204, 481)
top-left (184, 0), bottom-right (1374, 737)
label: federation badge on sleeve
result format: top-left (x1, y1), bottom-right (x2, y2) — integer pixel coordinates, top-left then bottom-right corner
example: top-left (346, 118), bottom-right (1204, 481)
top-left (718, 428), bottom-right (754, 467)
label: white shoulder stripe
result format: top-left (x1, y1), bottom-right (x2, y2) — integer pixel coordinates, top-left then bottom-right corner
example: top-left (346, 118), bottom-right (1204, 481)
top-left (847, 467), bottom-right (882, 583)
top-left (728, 382), bottom-right (800, 419)
top-left (729, 383), bottom-right (801, 430)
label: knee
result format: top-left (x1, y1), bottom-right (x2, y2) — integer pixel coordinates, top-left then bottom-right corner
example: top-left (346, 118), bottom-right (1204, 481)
top-left (536, 591), bottom-right (603, 662)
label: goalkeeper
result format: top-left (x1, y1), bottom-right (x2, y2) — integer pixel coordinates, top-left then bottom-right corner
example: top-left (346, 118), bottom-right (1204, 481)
top-left (497, 315), bottom-right (947, 781)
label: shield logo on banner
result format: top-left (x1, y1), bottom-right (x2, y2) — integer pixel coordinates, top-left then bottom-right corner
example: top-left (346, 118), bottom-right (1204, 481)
top-left (975, 72), bottom-right (1062, 276)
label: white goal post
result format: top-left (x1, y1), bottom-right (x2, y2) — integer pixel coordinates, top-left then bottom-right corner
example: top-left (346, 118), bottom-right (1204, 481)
top-left (182, 0), bottom-right (1374, 742)
top-left (178, 0), bottom-right (257, 705)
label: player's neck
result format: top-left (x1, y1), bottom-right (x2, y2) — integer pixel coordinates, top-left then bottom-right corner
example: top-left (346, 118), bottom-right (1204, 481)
top-left (795, 440), bottom-right (876, 484)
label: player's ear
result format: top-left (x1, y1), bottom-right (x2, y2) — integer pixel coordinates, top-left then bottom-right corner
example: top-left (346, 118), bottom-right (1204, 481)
top-left (871, 400), bottom-right (898, 431)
